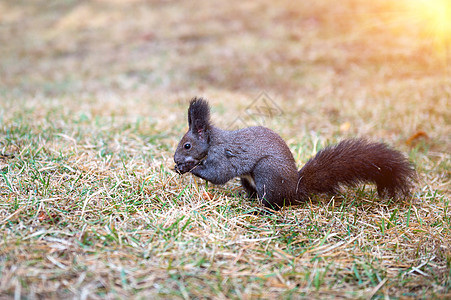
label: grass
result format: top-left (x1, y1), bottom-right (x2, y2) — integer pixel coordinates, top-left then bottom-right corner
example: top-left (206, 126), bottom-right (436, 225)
top-left (1, 0), bottom-right (450, 298)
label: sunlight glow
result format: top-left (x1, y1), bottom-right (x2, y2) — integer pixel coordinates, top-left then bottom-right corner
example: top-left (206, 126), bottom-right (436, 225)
top-left (406, 0), bottom-right (451, 53)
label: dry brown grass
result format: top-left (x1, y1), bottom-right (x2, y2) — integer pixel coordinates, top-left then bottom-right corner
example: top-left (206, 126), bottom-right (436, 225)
top-left (0, 0), bottom-right (450, 298)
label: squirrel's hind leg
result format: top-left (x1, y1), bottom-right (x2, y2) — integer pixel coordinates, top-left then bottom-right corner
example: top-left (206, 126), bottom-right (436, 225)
top-left (249, 158), bottom-right (299, 211)
top-left (253, 172), bottom-right (294, 211)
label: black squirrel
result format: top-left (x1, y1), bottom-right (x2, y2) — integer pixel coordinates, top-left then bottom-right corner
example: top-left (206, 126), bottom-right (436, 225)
top-left (174, 97), bottom-right (416, 211)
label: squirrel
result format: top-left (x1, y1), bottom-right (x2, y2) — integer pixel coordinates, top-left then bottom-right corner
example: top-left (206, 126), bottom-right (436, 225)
top-left (174, 97), bottom-right (416, 211)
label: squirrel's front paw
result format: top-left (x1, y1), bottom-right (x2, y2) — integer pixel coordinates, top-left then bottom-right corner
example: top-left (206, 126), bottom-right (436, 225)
top-left (174, 162), bottom-right (195, 174)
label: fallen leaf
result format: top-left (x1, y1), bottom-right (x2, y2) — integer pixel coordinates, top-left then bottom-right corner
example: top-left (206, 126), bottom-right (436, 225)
top-left (406, 130), bottom-right (429, 145)
top-left (202, 192), bottom-right (214, 200)
top-left (340, 121), bottom-right (351, 132)
top-left (38, 211), bottom-right (59, 223)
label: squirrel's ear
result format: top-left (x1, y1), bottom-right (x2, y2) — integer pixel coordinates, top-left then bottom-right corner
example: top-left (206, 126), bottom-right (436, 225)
top-left (188, 97), bottom-right (211, 141)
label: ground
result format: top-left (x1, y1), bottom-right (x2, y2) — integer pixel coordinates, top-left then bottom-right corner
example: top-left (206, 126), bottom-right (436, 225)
top-left (0, 0), bottom-right (450, 298)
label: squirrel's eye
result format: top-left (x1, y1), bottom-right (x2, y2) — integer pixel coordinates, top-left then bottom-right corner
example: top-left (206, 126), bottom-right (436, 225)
top-left (184, 143), bottom-right (191, 150)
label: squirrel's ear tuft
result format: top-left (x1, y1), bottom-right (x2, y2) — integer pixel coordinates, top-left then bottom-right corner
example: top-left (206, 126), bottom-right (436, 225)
top-left (188, 97), bottom-right (211, 140)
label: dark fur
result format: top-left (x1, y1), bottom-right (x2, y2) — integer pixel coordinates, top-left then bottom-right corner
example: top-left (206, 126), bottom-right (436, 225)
top-left (174, 98), bottom-right (416, 211)
top-left (188, 97), bottom-right (211, 139)
top-left (297, 139), bottom-right (415, 200)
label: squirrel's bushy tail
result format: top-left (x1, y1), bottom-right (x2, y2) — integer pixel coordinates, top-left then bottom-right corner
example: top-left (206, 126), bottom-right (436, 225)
top-left (297, 139), bottom-right (416, 200)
